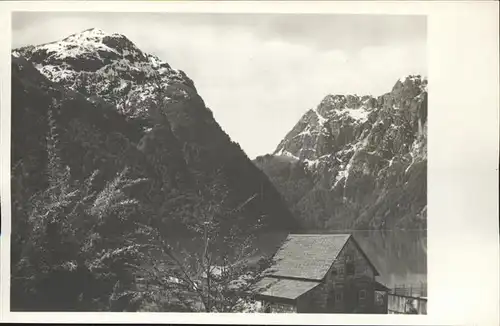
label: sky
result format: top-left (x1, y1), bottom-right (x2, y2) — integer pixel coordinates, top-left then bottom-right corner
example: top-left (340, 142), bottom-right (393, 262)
top-left (12, 12), bottom-right (427, 159)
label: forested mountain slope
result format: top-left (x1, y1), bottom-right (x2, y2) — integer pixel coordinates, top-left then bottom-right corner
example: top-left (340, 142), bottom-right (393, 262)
top-left (11, 28), bottom-right (296, 311)
top-left (254, 76), bottom-right (427, 230)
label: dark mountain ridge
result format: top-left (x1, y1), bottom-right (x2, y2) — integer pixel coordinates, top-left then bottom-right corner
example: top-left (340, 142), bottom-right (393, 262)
top-left (11, 28), bottom-right (298, 235)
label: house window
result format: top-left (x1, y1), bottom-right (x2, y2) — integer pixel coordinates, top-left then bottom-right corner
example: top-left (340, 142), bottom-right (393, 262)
top-left (335, 292), bottom-right (343, 302)
top-left (359, 290), bottom-right (367, 300)
top-left (338, 266), bottom-right (344, 275)
top-left (346, 262), bottom-right (355, 275)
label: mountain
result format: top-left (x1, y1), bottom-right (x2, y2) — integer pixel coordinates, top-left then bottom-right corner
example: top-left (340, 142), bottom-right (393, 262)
top-left (11, 28), bottom-right (298, 234)
top-left (254, 75), bottom-right (427, 230)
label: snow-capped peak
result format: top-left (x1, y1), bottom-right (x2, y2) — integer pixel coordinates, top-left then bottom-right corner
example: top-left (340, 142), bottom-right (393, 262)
top-left (60, 28), bottom-right (133, 47)
top-left (38, 34), bottom-right (117, 60)
top-left (273, 73), bottom-right (427, 173)
top-left (20, 27), bottom-right (147, 66)
top-left (13, 28), bottom-right (194, 121)
top-left (63, 27), bottom-right (111, 41)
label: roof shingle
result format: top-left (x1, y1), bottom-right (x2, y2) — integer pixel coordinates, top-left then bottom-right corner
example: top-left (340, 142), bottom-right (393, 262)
top-left (266, 234), bottom-right (351, 281)
top-left (254, 277), bottom-right (321, 300)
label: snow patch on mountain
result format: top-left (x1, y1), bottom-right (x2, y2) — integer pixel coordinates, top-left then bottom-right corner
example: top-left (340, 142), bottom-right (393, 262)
top-left (38, 65), bottom-right (79, 83)
top-left (275, 148), bottom-right (300, 161)
top-left (304, 158), bottom-right (320, 169)
top-left (39, 32), bottom-right (120, 60)
top-left (313, 107), bottom-right (328, 125)
top-left (342, 107), bottom-right (369, 123)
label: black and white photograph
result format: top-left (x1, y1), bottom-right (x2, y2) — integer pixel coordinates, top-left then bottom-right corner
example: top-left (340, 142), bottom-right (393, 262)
top-left (8, 11), bottom-right (427, 314)
top-left (0, 2), bottom-right (498, 324)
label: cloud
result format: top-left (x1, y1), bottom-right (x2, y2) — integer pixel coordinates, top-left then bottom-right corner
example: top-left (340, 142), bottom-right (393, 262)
top-left (12, 12), bottom-right (426, 159)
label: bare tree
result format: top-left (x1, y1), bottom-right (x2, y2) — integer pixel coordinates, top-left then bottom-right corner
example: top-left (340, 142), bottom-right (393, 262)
top-left (135, 170), bottom-right (270, 312)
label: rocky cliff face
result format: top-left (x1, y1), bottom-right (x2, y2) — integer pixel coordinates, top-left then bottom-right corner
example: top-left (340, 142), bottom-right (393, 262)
top-left (254, 76), bottom-right (427, 230)
top-left (12, 28), bottom-right (297, 233)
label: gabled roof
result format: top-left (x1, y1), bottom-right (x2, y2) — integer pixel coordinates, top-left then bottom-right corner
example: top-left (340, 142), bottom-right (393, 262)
top-left (267, 234), bottom-right (350, 280)
top-left (266, 234), bottom-right (379, 281)
top-left (254, 277), bottom-right (321, 301)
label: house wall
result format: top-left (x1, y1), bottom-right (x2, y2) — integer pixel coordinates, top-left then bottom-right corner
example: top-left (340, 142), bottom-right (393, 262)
top-left (298, 238), bottom-right (378, 313)
top-left (328, 239), bottom-right (376, 282)
top-left (266, 301), bottom-right (297, 313)
top-left (296, 284), bottom-right (328, 313)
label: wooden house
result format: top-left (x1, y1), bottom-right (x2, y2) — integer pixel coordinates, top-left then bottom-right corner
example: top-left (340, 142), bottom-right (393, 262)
top-left (254, 234), bottom-right (389, 313)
